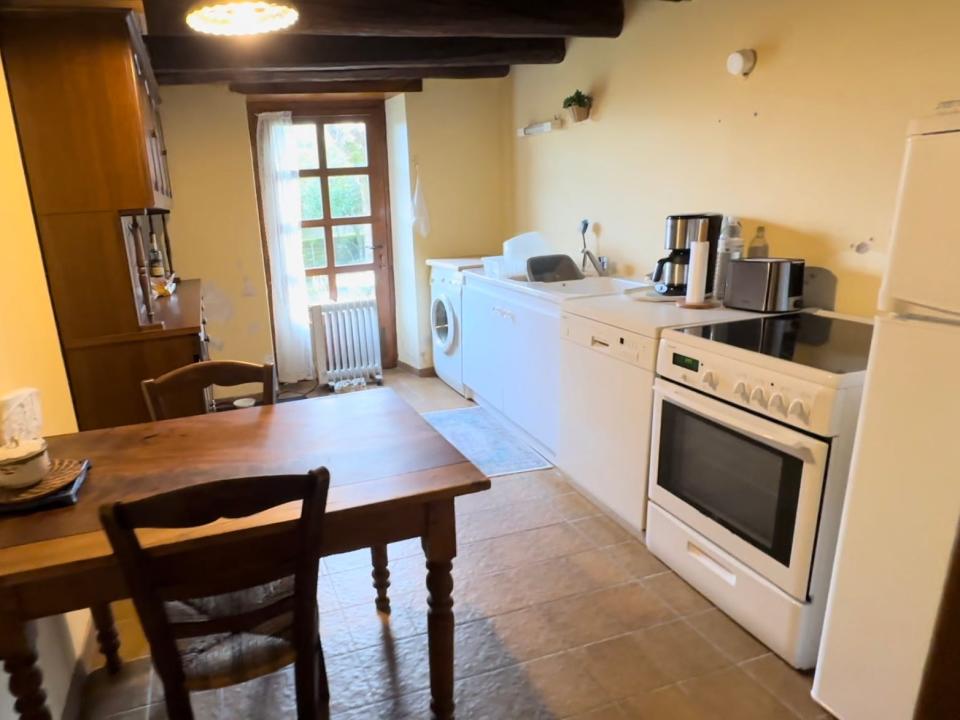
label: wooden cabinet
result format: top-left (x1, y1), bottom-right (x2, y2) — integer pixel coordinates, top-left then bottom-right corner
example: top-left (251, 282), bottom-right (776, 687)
top-left (1, 11), bottom-right (172, 214)
top-left (1, 9), bottom-right (197, 430)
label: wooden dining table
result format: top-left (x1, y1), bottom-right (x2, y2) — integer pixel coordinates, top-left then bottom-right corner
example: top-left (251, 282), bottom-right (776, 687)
top-left (0, 388), bottom-right (489, 720)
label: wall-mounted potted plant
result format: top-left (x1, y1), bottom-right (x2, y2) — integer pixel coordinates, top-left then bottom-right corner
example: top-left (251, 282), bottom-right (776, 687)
top-left (563, 90), bottom-right (593, 123)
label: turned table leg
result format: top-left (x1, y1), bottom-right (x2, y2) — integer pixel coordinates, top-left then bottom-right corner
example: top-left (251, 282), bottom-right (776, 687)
top-left (90, 603), bottom-right (122, 674)
top-left (0, 618), bottom-right (52, 720)
top-left (371, 543), bottom-right (391, 614)
top-left (423, 500), bottom-right (456, 720)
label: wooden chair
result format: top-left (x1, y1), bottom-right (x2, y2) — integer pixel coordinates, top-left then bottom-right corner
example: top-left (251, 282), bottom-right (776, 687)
top-left (141, 360), bottom-right (277, 421)
top-left (99, 470), bottom-right (331, 720)
top-left (140, 359), bottom-right (393, 617)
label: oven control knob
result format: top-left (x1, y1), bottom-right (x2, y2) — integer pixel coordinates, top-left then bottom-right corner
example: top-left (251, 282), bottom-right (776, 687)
top-left (701, 371), bottom-right (719, 390)
top-left (750, 386), bottom-right (767, 407)
top-left (788, 398), bottom-right (810, 423)
top-left (769, 392), bottom-right (787, 415)
top-left (733, 380), bottom-right (750, 402)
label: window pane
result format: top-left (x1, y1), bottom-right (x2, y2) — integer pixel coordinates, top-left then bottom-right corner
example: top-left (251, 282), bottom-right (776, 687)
top-left (328, 175), bottom-right (371, 219)
top-left (292, 123), bottom-right (319, 169)
top-left (335, 271), bottom-right (376, 302)
top-left (324, 122), bottom-right (368, 169)
top-left (300, 177), bottom-right (324, 220)
top-left (301, 227), bottom-right (327, 270)
top-left (333, 224), bottom-right (373, 267)
top-left (305, 275), bottom-right (331, 305)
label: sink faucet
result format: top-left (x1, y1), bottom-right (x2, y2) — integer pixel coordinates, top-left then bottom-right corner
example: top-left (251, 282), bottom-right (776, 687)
top-left (582, 248), bottom-right (609, 276)
top-left (579, 218), bottom-right (609, 276)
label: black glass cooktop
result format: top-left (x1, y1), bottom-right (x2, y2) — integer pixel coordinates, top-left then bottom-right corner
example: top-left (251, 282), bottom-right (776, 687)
top-left (680, 313), bottom-right (874, 374)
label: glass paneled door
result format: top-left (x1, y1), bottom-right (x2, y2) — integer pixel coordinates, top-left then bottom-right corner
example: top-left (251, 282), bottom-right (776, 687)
top-left (257, 101), bottom-right (397, 367)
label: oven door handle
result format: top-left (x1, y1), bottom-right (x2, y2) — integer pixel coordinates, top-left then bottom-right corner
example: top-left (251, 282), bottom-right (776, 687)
top-left (656, 380), bottom-right (821, 465)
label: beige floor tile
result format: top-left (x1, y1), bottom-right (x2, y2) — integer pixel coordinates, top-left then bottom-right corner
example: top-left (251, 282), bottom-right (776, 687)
top-left (603, 541), bottom-right (669, 580)
top-left (635, 620), bottom-right (731, 683)
top-left (456, 521), bottom-right (591, 578)
top-left (489, 605), bottom-right (572, 663)
top-left (524, 649), bottom-right (613, 717)
top-left (581, 633), bottom-right (673, 698)
top-left (539, 591), bottom-right (629, 648)
top-left (454, 663), bottom-right (546, 720)
top-left (456, 496), bottom-right (566, 543)
top-left (564, 546), bottom-right (636, 588)
top-left (551, 491), bottom-right (603, 520)
top-left (571, 702), bottom-right (630, 719)
top-left (681, 666), bottom-right (798, 720)
top-left (590, 582), bottom-right (677, 632)
top-left (572, 515), bottom-right (635, 548)
top-left (642, 572), bottom-right (713, 616)
top-left (686, 609), bottom-right (768, 662)
top-left (619, 685), bottom-right (709, 720)
top-left (740, 654), bottom-right (824, 719)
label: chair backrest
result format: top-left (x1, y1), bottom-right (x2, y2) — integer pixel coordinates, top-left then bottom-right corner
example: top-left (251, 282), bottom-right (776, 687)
top-left (141, 360), bottom-right (277, 421)
top-left (99, 469), bottom-right (329, 693)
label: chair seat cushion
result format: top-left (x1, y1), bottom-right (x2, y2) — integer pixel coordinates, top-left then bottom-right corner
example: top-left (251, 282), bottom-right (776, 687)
top-left (166, 576), bottom-right (304, 691)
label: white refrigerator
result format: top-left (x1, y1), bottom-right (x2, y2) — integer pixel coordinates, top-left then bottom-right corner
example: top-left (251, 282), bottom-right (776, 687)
top-left (813, 112), bottom-right (960, 719)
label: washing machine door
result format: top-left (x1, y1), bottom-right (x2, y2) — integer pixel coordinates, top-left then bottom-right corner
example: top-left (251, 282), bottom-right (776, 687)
top-left (431, 294), bottom-right (457, 355)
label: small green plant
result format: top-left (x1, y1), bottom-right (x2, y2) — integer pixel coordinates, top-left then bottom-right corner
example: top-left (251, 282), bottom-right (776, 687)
top-left (562, 90), bottom-right (593, 109)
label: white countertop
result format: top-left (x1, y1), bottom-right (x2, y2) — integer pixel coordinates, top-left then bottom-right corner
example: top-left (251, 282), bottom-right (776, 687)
top-left (561, 293), bottom-right (760, 338)
top-left (426, 257), bottom-right (484, 271)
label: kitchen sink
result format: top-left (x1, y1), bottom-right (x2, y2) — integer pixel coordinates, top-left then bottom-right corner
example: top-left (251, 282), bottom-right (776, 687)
top-left (528, 276), bottom-right (649, 296)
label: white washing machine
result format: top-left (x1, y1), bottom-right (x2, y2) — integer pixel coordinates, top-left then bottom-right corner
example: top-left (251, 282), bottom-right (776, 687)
top-left (427, 258), bottom-right (483, 395)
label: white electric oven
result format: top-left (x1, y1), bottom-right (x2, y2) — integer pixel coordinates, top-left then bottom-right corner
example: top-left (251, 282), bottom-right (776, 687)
top-left (648, 377), bottom-right (829, 601)
top-left (644, 312), bottom-right (872, 668)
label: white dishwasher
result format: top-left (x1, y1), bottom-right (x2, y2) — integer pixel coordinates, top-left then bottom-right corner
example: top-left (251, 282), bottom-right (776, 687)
top-left (558, 313), bottom-right (657, 534)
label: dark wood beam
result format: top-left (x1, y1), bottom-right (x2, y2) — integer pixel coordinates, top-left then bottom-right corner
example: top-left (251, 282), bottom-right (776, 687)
top-left (143, 0), bottom-right (623, 38)
top-left (146, 35), bottom-right (564, 74)
top-left (229, 79), bottom-right (423, 95)
top-left (156, 65), bottom-right (511, 86)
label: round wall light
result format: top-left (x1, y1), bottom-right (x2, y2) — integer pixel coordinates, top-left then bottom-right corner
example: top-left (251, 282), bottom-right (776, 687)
top-left (186, 1), bottom-right (299, 36)
top-left (727, 49), bottom-right (758, 77)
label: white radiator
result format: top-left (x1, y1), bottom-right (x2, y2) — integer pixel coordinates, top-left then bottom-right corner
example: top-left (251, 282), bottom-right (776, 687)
top-left (310, 299), bottom-right (383, 385)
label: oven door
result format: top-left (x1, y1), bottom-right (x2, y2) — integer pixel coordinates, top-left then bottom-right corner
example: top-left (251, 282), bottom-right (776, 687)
top-left (648, 378), bottom-right (830, 600)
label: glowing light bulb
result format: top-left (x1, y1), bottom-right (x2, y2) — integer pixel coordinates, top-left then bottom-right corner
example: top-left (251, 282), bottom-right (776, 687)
top-left (186, 1), bottom-right (299, 36)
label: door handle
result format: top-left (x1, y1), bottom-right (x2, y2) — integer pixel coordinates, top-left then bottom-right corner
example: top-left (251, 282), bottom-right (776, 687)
top-left (687, 542), bottom-right (736, 586)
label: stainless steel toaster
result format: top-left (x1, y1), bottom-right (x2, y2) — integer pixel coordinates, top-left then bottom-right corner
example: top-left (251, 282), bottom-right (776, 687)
top-left (723, 258), bottom-right (805, 312)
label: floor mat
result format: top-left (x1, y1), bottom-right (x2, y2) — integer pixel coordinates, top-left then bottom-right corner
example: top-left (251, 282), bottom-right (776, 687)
top-left (422, 406), bottom-right (553, 477)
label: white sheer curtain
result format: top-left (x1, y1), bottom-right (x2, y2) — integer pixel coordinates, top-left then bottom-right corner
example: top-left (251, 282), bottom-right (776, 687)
top-left (257, 111), bottom-right (315, 383)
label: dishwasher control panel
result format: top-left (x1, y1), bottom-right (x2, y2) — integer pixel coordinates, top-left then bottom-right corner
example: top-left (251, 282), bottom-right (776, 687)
top-left (561, 314), bottom-right (656, 370)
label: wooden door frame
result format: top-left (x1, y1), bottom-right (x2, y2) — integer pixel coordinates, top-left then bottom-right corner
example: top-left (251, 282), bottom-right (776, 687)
top-left (247, 97), bottom-right (398, 370)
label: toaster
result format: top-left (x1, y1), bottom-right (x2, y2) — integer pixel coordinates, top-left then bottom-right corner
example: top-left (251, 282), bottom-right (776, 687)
top-left (723, 258), bottom-right (805, 312)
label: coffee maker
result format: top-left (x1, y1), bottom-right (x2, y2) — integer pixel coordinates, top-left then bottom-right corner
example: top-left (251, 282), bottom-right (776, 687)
top-left (653, 213), bottom-right (723, 296)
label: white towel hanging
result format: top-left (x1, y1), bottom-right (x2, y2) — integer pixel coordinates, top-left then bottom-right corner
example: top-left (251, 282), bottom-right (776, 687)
top-left (412, 164), bottom-right (431, 237)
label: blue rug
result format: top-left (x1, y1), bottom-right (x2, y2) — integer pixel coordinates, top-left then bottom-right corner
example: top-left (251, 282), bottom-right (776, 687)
top-left (422, 407), bottom-right (553, 478)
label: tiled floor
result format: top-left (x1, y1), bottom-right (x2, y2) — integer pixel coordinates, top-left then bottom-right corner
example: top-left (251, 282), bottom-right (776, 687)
top-left (79, 371), bottom-right (830, 719)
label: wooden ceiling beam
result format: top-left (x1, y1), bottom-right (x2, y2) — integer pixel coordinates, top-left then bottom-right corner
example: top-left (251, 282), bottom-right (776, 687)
top-left (143, 0), bottom-right (623, 38)
top-left (145, 35), bottom-right (564, 74)
top-left (156, 65), bottom-right (511, 86)
top-left (229, 79), bottom-right (424, 95)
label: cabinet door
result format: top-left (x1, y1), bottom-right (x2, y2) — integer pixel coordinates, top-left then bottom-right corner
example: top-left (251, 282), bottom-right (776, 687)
top-left (502, 298), bottom-right (560, 452)
top-left (462, 284), bottom-right (505, 409)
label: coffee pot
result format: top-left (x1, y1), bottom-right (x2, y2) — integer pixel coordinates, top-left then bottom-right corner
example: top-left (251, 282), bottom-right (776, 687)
top-left (653, 214), bottom-right (723, 296)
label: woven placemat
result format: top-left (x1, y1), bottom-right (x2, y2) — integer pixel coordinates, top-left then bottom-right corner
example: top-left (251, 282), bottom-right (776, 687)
top-left (0, 458), bottom-right (88, 507)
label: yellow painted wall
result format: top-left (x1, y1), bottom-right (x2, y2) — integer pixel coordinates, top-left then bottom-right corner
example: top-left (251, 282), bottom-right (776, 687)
top-left (403, 78), bottom-right (512, 367)
top-left (161, 84), bottom-right (274, 372)
top-left (509, 0), bottom-right (960, 316)
top-left (0, 57), bottom-right (86, 720)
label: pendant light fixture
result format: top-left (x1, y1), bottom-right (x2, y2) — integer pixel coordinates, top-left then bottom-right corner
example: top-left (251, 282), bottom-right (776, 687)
top-left (186, 1), bottom-right (299, 36)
